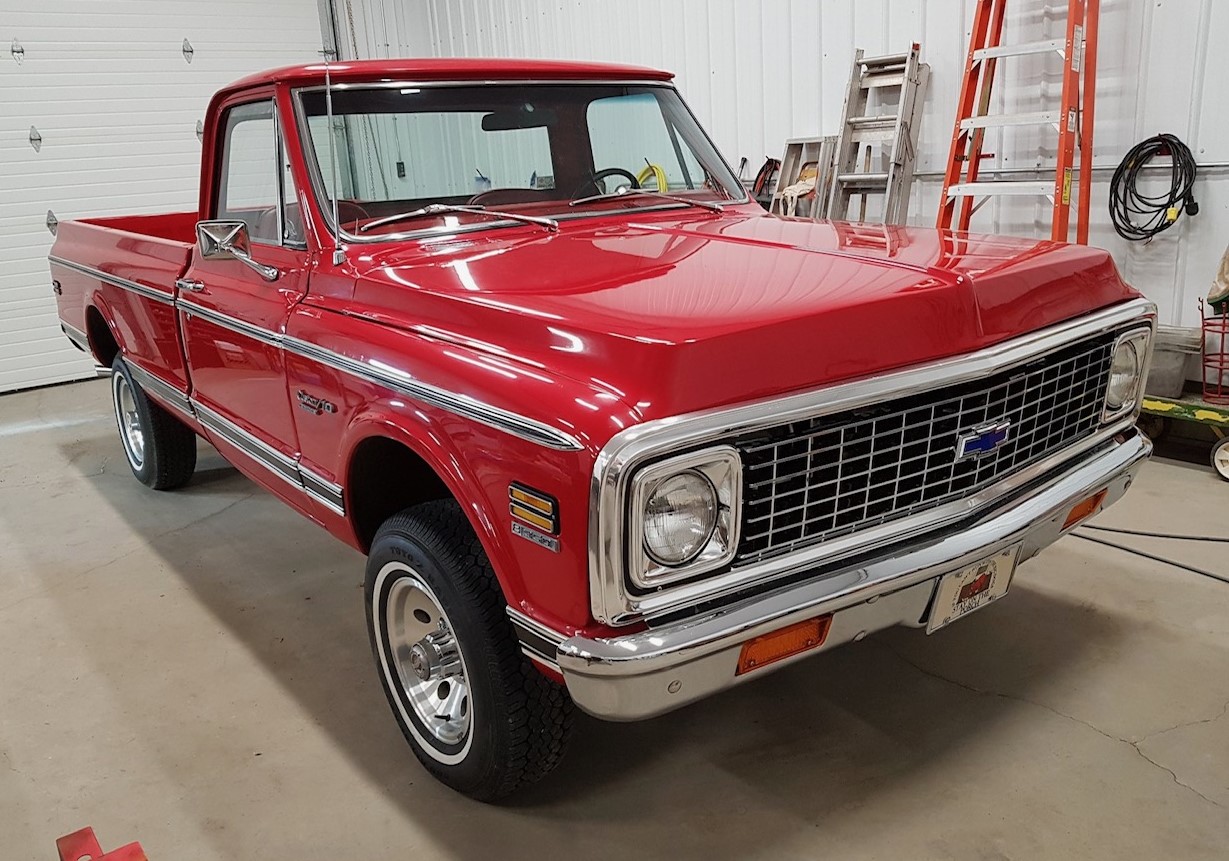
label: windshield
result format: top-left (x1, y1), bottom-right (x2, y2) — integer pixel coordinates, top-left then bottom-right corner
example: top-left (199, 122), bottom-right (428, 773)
top-left (297, 83), bottom-right (742, 238)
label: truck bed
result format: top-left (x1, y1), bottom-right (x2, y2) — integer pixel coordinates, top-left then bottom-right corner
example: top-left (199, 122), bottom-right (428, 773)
top-left (50, 210), bottom-right (197, 391)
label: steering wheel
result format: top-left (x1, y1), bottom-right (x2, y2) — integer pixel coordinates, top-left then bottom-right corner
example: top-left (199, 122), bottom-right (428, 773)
top-left (573, 167), bottom-right (640, 199)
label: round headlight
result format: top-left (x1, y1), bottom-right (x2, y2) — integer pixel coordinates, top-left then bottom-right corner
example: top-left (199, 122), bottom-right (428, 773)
top-left (1105, 338), bottom-right (1141, 411)
top-left (643, 471), bottom-right (718, 566)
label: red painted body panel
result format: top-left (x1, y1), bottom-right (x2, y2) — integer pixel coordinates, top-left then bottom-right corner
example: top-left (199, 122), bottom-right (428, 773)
top-left (49, 62), bottom-right (1142, 644)
top-left (51, 215), bottom-right (194, 392)
top-left (350, 209), bottom-right (1135, 422)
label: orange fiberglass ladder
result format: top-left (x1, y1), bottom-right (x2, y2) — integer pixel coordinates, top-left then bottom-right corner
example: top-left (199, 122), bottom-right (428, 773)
top-left (937, 0), bottom-right (1100, 243)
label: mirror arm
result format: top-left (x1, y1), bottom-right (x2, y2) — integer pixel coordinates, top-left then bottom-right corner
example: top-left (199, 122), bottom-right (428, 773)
top-left (230, 246), bottom-right (281, 282)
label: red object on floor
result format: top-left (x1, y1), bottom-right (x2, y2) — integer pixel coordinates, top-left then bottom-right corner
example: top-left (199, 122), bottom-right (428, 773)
top-left (56, 827), bottom-right (148, 861)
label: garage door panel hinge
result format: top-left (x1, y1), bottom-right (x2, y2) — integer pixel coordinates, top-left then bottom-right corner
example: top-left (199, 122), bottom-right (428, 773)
top-left (182, 38), bottom-right (194, 63)
top-left (46, 210), bottom-right (58, 236)
top-left (29, 126), bottom-right (41, 152)
top-left (10, 38), bottom-right (24, 64)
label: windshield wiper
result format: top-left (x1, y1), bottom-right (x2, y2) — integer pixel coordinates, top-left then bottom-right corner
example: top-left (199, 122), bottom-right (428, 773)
top-left (569, 188), bottom-right (725, 213)
top-left (357, 203), bottom-right (559, 234)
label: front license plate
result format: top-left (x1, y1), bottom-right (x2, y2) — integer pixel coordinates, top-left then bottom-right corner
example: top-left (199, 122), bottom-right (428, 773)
top-left (926, 544), bottom-right (1021, 634)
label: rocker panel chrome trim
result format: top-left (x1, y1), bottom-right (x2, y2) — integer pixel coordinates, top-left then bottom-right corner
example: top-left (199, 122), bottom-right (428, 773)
top-left (507, 607), bottom-right (565, 672)
top-left (61, 321), bottom-right (89, 352)
top-left (125, 360), bottom-right (195, 421)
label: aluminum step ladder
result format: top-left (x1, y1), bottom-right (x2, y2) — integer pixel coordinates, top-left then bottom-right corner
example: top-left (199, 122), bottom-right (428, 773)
top-left (937, 0), bottom-right (1101, 243)
top-left (826, 44), bottom-right (930, 225)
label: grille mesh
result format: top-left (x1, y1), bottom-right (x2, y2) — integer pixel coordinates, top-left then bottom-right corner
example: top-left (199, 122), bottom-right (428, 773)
top-left (736, 333), bottom-right (1116, 565)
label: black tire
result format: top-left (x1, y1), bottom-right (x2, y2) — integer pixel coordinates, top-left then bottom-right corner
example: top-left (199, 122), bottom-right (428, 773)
top-left (365, 499), bottom-right (574, 801)
top-left (110, 356), bottom-right (197, 490)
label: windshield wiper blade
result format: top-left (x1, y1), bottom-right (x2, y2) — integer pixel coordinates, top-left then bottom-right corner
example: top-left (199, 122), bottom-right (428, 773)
top-left (569, 188), bottom-right (725, 213)
top-left (357, 203), bottom-right (559, 234)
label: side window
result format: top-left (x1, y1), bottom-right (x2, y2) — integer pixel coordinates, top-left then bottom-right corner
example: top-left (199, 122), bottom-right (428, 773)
top-left (216, 101), bottom-right (279, 244)
top-left (587, 93), bottom-right (704, 191)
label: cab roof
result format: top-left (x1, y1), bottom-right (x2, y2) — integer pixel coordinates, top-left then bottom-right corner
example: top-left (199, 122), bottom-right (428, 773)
top-left (220, 58), bottom-right (675, 95)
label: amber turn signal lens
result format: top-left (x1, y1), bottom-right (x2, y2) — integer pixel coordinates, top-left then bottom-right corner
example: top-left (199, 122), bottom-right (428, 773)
top-left (1063, 489), bottom-right (1108, 530)
top-left (736, 615), bottom-right (833, 676)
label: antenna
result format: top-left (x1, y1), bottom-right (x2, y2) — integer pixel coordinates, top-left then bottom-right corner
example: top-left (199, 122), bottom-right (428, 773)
top-left (321, 49), bottom-right (346, 266)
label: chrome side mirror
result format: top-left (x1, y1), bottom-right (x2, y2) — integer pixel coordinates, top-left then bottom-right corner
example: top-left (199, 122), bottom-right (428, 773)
top-left (196, 220), bottom-right (280, 282)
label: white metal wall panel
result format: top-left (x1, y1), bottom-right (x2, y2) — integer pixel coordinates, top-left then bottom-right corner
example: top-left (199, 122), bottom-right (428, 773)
top-left (342, 0), bottom-right (1228, 327)
top-left (0, 1), bottom-right (323, 393)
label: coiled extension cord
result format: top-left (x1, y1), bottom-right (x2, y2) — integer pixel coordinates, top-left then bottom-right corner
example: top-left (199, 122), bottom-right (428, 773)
top-left (1109, 133), bottom-right (1198, 241)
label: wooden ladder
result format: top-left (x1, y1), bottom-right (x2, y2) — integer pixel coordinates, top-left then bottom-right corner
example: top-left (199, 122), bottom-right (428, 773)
top-left (937, 0), bottom-right (1100, 243)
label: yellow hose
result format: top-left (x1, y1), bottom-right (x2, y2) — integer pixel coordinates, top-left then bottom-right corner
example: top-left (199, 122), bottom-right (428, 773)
top-left (636, 163), bottom-right (669, 191)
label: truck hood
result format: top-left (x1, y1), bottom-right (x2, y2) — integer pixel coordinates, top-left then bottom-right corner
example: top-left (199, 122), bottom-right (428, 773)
top-left (350, 209), bottom-right (1136, 422)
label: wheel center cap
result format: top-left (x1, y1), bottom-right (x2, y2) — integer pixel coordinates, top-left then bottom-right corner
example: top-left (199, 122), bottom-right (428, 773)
top-left (407, 628), bottom-right (461, 682)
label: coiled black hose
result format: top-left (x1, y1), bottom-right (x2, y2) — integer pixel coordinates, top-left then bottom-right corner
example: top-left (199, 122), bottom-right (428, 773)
top-left (1109, 133), bottom-right (1198, 241)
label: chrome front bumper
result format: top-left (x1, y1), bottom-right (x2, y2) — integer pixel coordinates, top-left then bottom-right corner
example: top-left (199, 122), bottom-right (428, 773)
top-left (558, 430), bottom-right (1151, 721)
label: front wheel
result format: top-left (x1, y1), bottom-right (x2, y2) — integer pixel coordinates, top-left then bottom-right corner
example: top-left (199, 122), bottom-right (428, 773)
top-left (365, 500), bottom-right (574, 801)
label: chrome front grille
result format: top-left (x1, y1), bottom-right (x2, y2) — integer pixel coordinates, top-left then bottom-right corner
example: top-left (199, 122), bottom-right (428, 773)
top-left (735, 332), bottom-right (1116, 565)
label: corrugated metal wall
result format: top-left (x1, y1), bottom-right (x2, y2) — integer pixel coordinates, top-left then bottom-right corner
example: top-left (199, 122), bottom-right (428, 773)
top-left (0, 1), bottom-right (323, 392)
top-left (338, 0), bottom-right (1229, 327)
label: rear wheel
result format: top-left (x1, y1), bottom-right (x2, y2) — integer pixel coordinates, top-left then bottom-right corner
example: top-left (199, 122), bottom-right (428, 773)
top-left (365, 499), bottom-right (574, 801)
top-left (110, 356), bottom-right (197, 490)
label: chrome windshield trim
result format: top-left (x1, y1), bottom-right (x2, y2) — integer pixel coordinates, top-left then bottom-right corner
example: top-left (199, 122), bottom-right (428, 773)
top-left (48, 256), bottom-right (175, 306)
top-left (290, 80), bottom-right (749, 244)
top-left (282, 335), bottom-right (584, 451)
top-left (589, 297), bottom-right (1157, 625)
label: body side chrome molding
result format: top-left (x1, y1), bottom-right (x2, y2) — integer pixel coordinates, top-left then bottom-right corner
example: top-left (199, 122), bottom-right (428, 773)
top-left (178, 299), bottom-right (285, 348)
top-left (589, 297), bottom-right (1158, 625)
top-left (177, 295), bottom-right (581, 451)
top-left (282, 335), bottom-right (584, 451)
top-left (193, 401), bottom-right (346, 517)
top-left (61, 321), bottom-right (90, 352)
top-left (300, 464), bottom-right (345, 514)
top-left (48, 255), bottom-right (175, 306)
top-left (506, 607), bottom-right (565, 672)
top-left (125, 360), bottom-right (195, 421)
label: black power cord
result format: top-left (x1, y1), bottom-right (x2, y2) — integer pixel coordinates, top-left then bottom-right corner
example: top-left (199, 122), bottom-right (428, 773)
top-left (1109, 133), bottom-right (1198, 241)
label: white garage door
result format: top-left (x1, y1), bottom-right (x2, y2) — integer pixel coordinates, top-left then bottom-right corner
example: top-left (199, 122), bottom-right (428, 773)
top-left (0, 1), bottom-right (324, 392)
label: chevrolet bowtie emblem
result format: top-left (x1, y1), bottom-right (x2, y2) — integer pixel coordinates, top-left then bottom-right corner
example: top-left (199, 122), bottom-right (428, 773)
top-left (955, 420), bottom-right (1011, 460)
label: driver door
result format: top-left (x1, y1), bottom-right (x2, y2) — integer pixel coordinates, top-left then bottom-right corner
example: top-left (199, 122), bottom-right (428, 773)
top-left (179, 95), bottom-right (309, 498)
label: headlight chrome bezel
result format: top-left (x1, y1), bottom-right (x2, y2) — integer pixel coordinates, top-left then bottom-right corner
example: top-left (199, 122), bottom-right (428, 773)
top-left (1102, 328), bottom-right (1152, 423)
top-left (627, 446), bottom-right (742, 589)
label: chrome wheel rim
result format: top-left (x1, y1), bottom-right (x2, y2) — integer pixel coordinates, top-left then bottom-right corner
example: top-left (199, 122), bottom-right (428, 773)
top-left (113, 373), bottom-right (145, 469)
top-left (382, 565), bottom-right (472, 752)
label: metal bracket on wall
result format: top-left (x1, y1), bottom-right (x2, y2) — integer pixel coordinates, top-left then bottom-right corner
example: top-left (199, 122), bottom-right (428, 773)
top-left (29, 126), bottom-right (42, 152)
top-left (196, 119), bottom-right (204, 142)
top-left (182, 38), bottom-right (194, 63)
top-left (46, 211), bottom-right (58, 236)
top-left (10, 38), bottom-right (23, 63)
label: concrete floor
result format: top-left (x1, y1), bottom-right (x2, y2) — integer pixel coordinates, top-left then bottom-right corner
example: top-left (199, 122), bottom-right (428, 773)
top-left (2, 379), bottom-right (1228, 860)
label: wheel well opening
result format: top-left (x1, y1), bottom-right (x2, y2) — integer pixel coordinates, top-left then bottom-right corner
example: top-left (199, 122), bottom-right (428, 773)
top-left (348, 436), bottom-right (453, 552)
top-left (85, 306), bottom-right (119, 368)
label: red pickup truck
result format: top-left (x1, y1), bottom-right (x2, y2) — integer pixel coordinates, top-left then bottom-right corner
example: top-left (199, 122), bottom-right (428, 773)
top-left (51, 58), bottom-right (1154, 800)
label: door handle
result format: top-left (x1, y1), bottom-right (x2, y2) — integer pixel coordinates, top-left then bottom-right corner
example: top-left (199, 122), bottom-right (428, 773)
top-left (175, 278), bottom-right (205, 293)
